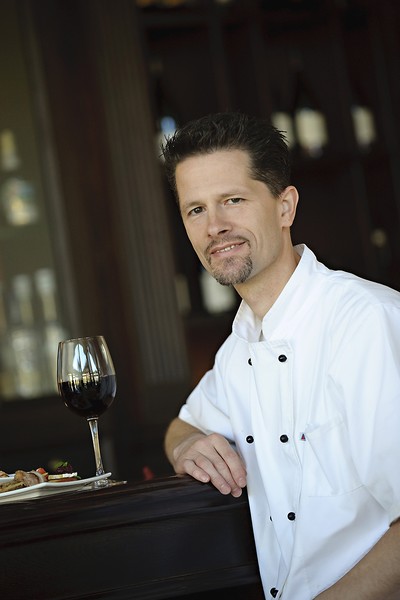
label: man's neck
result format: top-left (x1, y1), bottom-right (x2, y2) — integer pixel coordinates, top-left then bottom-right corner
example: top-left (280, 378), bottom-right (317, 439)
top-left (235, 246), bottom-right (300, 320)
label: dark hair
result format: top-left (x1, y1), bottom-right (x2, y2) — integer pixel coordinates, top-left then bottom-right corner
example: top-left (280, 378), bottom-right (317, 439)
top-left (161, 111), bottom-right (291, 199)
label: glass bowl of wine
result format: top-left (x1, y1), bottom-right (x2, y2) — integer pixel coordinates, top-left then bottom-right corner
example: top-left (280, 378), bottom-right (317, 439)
top-left (57, 335), bottom-right (116, 487)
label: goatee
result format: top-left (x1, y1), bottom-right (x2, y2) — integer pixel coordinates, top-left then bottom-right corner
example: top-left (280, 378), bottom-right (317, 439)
top-left (211, 256), bottom-right (253, 286)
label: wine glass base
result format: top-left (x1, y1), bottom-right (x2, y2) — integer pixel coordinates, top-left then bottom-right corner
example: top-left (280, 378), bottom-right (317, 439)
top-left (107, 479), bottom-right (128, 486)
top-left (93, 478), bottom-right (110, 489)
top-left (92, 477), bottom-right (128, 489)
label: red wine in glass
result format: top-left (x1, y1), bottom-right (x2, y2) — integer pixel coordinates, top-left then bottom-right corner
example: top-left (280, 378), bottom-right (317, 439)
top-left (57, 336), bottom-right (116, 487)
top-left (59, 374), bottom-right (116, 418)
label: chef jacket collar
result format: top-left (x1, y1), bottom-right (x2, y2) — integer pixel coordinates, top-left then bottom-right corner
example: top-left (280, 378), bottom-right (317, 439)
top-left (233, 244), bottom-right (321, 342)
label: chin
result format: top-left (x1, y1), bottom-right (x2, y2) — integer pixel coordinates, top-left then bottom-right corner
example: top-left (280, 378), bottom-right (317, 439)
top-left (214, 271), bottom-right (250, 287)
top-left (211, 256), bottom-right (253, 286)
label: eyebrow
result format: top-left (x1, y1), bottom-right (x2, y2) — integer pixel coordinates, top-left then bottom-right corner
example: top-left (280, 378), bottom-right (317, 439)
top-left (180, 199), bottom-right (202, 212)
top-left (180, 190), bottom-right (248, 213)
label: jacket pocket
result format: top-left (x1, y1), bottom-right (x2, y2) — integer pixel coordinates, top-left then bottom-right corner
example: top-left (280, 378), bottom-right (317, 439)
top-left (303, 415), bottom-right (362, 496)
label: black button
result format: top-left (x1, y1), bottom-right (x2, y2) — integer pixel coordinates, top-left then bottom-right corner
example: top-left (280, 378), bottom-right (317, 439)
top-left (280, 434), bottom-right (289, 443)
top-left (287, 512), bottom-right (296, 521)
top-left (248, 358), bottom-right (252, 366)
top-left (270, 588), bottom-right (279, 598)
top-left (246, 435), bottom-right (254, 444)
top-left (278, 354), bottom-right (287, 362)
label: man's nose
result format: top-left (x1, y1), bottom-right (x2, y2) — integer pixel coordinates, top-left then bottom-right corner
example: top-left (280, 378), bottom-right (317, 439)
top-left (206, 209), bottom-right (231, 237)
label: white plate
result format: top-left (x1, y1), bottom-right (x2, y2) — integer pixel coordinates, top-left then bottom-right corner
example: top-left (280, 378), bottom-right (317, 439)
top-left (0, 473), bottom-right (112, 503)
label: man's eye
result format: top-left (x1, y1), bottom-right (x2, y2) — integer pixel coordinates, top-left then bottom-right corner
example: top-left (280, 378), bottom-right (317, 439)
top-left (188, 206), bottom-right (203, 216)
top-left (227, 197), bottom-right (243, 205)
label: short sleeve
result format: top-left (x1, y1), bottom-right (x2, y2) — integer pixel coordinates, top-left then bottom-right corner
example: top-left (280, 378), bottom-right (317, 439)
top-left (331, 302), bottom-right (400, 523)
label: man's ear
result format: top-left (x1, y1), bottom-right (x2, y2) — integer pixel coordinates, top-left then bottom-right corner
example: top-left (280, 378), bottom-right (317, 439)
top-left (280, 186), bottom-right (299, 227)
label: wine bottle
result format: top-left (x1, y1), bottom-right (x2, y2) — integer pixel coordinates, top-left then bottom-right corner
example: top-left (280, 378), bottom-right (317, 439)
top-left (349, 79), bottom-right (377, 151)
top-left (0, 282), bottom-right (16, 399)
top-left (0, 129), bottom-right (39, 227)
top-left (351, 97), bottom-right (376, 150)
top-left (270, 78), bottom-right (296, 148)
top-left (9, 274), bottom-right (43, 398)
top-left (293, 72), bottom-right (328, 158)
top-left (271, 111), bottom-right (296, 149)
top-left (151, 58), bottom-right (179, 159)
top-left (174, 273), bottom-right (191, 315)
top-left (34, 268), bottom-right (68, 394)
top-left (199, 268), bottom-right (237, 314)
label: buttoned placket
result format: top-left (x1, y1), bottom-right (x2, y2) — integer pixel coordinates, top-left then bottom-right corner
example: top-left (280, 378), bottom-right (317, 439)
top-left (247, 342), bottom-right (302, 596)
top-left (247, 349), bottom-right (281, 598)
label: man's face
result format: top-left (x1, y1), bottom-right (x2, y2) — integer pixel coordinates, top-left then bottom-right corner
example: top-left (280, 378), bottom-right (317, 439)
top-left (176, 149), bottom-right (293, 289)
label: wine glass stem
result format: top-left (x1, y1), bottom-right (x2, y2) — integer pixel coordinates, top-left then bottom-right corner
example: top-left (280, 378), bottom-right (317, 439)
top-left (87, 418), bottom-right (105, 477)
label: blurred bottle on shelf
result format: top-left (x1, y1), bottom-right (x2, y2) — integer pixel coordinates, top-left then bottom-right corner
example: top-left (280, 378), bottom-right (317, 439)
top-left (9, 274), bottom-right (42, 398)
top-left (270, 82), bottom-right (296, 149)
top-left (292, 70), bottom-right (328, 158)
top-left (351, 104), bottom-right (376, 150)
top-left (271, 111), bottom-right (296, 149)
top-left (151, 58), bottom-right (179, 160)
top-left (174, 273), bottom-right (191, 315)
top-left (34, 268), bottom-right (68, 394)
top-left (349, 82), bottom-right (377, 151)
top-left (0, 282), bottom-right (16, 399)
top-left (157, 115), bottom-right (177, 159)
top-left (199, 267), bottom-right (237, 314)
top-left (0, 129), bottom-right (39, 227)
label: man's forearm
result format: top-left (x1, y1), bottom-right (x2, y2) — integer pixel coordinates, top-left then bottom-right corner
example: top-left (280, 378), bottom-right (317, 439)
top-left (315, 520), bottom-right (400, 599)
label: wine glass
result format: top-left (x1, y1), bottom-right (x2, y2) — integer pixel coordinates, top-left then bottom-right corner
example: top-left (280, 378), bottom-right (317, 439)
top-left (57, 335), bottom-right (116, 488)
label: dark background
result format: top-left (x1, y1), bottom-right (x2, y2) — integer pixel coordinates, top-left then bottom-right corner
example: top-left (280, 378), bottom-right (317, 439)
top-left (1, 0), bottom-right (399, 483)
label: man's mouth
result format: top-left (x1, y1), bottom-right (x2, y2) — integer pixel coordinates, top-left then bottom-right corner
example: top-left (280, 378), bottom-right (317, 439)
top-left (210, 241), bottom-right (246, 255)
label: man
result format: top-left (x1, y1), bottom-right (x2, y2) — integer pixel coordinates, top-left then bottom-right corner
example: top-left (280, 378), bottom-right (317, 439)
top-left (161, 112), bottom-right (400, 599)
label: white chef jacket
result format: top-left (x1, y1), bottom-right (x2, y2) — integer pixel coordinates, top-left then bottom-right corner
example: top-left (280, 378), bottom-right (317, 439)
top-left (179, 244), bottom-right (400, 599)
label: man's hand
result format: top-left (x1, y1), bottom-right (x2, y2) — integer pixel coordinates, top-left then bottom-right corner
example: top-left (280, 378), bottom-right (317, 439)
top-left (165, 418), bottom-right (247, 497)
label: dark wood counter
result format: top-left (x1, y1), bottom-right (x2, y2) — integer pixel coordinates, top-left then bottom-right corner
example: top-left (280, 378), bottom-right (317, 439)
top-left (1, 475), bottom-right (263, 600)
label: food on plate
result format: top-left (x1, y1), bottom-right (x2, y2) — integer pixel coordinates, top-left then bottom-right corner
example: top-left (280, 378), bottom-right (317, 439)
top-left (35, 467), bottom-right (49, 480)
top-left (15, 469), bottom-right (47, 486)
top-left (0, 480), bottom-right (25, 493)
top-left (48, 461), bottom-right (80, 482)
top-left (48, 473), bottom-right (79, 482)
top-left (53, 461), bottom-right (76, 474)
top-left (0, 469), bottom-right (45, 494)
top-left (0, 463), bottom-right (80, 493)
